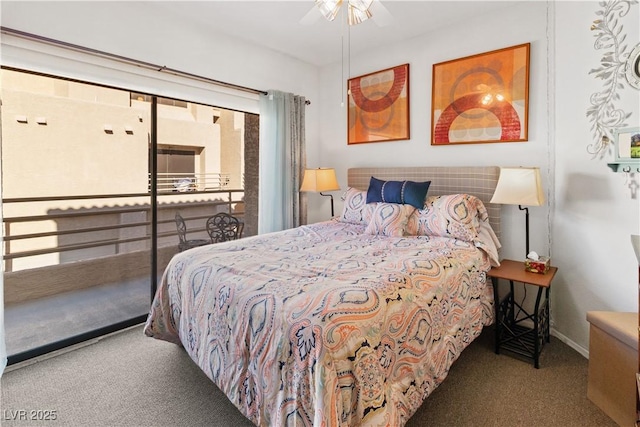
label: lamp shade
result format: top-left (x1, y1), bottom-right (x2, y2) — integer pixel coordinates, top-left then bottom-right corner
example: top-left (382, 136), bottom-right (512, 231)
top-left (300, 168), bottom-right (340, 192)
top-left (490, 167), bottom-right (545, 206)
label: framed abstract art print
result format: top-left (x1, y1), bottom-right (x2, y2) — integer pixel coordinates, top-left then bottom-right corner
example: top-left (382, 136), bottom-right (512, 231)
top-left (431, 43), bottom-right (530, 145)
top-left (348, 63), bottom-right (410, 145)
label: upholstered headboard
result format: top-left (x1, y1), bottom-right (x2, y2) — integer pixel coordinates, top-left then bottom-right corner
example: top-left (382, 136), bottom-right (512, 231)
top-left (347, 166), bottom-right (501, 240)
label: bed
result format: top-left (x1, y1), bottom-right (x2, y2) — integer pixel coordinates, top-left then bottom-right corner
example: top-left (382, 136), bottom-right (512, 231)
top-left (144, 166), bottom-right (502, 426)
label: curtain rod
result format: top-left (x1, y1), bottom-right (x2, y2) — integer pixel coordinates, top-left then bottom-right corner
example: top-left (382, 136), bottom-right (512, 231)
top-left (1, 26), bottom-right (272, 97)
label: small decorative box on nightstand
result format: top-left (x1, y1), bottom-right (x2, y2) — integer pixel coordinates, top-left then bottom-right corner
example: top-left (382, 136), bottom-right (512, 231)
top-left (524, 256), bottom-right (550, 274)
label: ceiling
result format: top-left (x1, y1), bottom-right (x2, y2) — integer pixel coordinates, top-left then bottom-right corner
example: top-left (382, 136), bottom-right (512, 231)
top-left (1, 1), bottom-right (520, 68)
top-left (148, 1), bottom-right (520, 67)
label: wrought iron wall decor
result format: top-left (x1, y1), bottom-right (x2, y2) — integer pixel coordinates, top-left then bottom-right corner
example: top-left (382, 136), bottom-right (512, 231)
top-left (587, 0), bottom-right (639, 160)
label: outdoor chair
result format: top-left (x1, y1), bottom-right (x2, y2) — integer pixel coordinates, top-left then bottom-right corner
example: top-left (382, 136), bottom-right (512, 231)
top-left (175, 212), bottom-right (210, 252)
top-left (206, 212), bottom-right (244, 243)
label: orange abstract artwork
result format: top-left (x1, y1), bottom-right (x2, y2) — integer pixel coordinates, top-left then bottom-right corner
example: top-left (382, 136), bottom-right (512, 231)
top-left (431, 43), bottom-right (530, 145)
top-left (348, 64), bottom-right (410, 145)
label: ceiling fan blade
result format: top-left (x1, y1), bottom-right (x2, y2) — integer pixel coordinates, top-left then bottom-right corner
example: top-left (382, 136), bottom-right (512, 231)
top-left (299, 5), bottom-right (322, 26)
top-left (370, 0), bottom-right (394, 27)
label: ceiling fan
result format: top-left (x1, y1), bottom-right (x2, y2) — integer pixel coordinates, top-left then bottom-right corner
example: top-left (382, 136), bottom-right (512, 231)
top-left (300, 0), bottom-right (393, 27)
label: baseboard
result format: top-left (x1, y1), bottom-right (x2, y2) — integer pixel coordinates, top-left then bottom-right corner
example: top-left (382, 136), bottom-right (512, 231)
top-left (551, 327), bottom-right (589, 359)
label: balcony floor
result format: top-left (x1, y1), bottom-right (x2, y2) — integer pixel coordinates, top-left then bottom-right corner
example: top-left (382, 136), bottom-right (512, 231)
top-left (5, 277), bottom-right (152, 357)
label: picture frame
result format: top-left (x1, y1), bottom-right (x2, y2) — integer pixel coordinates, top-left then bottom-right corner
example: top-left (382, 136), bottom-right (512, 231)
top-left (431, 43), bottom-right (530, 145)
top-left (348, 63), bottom-right (410, 145)
top-left (614, 127), bottom-right (640, 160)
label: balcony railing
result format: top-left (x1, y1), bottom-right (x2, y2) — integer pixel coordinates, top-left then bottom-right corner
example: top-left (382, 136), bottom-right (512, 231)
top-left (3, 189), bottom-right (246, 305)
top-left (154, 172), bottom-right (232, 193)
top-left (3, 189), bottom-right (245, 271)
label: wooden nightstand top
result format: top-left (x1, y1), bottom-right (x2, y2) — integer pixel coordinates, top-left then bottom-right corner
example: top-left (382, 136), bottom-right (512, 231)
top-left (488, 259), bottom-right (558, 288)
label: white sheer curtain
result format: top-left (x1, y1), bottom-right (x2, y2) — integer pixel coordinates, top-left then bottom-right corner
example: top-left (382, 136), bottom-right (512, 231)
top-left (258, 90), bottom-right (307, 234)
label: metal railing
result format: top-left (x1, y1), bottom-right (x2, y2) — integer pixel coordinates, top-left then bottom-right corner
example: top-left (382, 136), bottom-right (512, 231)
top-left (2, 189), bottom-right (245, 272)
top-left (153, 172), bottom-right (231, 193)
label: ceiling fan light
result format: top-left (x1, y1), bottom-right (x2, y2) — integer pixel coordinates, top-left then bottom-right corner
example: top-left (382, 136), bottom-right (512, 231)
top-left (349, 0), bottom-right (374, 11)
top-left (348, 0), bottom-right (373, 25)
top-left (316, 0), bottom-right (342, 22)
top-left (348, 8), bottom-right (372, 25)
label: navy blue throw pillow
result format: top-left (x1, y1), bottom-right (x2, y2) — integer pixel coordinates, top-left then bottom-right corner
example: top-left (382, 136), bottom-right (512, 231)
top-left (366, 177), bottom-right (431, 209)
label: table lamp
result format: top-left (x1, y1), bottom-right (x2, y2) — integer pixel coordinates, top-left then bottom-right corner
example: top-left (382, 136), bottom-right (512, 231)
top-left (300, 168), bottom-right (341, 217)
top-left (490, 167), bottom-right (545, 258)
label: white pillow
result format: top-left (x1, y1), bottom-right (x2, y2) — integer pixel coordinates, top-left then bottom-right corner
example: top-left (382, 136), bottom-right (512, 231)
top-left (339, 187), bottom-right (373, 225)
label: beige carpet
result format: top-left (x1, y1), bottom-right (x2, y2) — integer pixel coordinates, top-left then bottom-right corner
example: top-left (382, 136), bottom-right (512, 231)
top-left (1, 324), bottom-right (616, 427)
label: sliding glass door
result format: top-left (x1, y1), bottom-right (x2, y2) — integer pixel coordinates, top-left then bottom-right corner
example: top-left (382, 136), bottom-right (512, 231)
top-left (1, 69), bottom-right (152, 362)
top-left (1, 69), bottom-right (259, 364)
top-left (153, 98), bottom-right (255, 281)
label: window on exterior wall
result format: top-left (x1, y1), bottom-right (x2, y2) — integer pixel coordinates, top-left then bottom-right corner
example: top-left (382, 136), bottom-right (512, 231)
top-left (156, 148), bottom-right (196, 192)
top-left (0, 67), bottom-right (259, 364)
top-left (158, 148), bottom-right (196, 175)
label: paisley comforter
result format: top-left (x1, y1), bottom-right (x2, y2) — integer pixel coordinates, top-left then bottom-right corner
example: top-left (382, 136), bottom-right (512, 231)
top-left (144, 220), bottom-right (497, 426)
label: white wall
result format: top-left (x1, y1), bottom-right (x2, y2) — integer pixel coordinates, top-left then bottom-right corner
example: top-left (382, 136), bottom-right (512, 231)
top-left (316, 0), bottom-right (639, 354)
top-left (553, 1), bottom-right (639, 350)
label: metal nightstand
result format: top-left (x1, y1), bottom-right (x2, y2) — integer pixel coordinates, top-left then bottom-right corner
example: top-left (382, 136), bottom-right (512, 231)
top-left (488, 259), bottom-right (558, 368)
